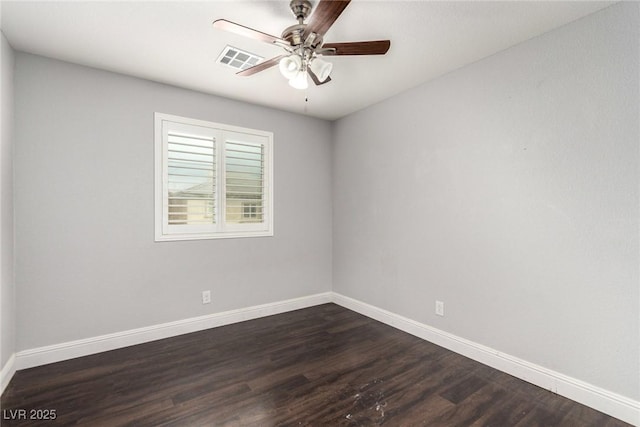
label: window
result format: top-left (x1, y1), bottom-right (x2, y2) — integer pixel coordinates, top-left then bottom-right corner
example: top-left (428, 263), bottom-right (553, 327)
top-left (242, 202), bottom-right (259, 220)
top-left (155, 113), bottom-right (273, 241)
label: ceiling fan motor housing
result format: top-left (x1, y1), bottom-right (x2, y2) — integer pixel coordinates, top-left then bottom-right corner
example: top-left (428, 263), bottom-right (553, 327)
top-left (282, 24), bottom-right (306, 46)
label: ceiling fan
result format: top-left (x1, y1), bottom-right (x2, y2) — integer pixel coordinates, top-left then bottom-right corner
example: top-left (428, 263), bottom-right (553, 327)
top-left (213, 0), bottom-right (391, 90)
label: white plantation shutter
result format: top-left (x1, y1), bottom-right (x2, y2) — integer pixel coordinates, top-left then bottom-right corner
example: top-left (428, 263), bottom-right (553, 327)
top-left (224, 137), bottom-right (266, 226)
top-left (155, 113), bottom-right (273, 241)
top-left (166, 132), bottom-right (216, 225)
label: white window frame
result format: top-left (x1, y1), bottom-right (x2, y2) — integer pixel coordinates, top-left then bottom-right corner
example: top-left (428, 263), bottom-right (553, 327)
top-left (155, 113), bottom-right (273, 241)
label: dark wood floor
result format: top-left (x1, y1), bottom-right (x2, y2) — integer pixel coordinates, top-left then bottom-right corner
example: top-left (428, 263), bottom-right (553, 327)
top-left (1, 304), bottom-right (631, 426)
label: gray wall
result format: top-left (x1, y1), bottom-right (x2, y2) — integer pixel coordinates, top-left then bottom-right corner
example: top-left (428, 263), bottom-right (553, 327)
top-left (1, 32), bottom-right (15, 371)
top-left (332, 2), bottom-right (639, 400)
top-left (14, 54), bottom-right (332, 350)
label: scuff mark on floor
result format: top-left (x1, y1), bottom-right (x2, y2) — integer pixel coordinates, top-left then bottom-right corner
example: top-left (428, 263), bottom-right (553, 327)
top-left (342, 378), bottom-right (388, 425)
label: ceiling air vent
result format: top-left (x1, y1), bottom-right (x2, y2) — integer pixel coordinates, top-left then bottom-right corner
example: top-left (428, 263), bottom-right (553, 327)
top-left (217, 46), bottom-right (263, 71)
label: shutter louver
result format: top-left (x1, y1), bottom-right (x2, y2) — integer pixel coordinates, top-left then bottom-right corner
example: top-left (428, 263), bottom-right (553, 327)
top-left (225, 141), bottom-right (265, 224)
top-left (167, 132), bottom-right (216, 225)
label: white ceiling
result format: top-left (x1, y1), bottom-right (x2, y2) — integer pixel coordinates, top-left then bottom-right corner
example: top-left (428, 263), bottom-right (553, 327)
top-left (0, 1), bottom-right (614, 120)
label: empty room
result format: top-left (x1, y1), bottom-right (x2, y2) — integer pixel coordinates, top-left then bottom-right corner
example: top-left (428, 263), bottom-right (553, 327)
top-left (0, 0), bottom-right (638, 425)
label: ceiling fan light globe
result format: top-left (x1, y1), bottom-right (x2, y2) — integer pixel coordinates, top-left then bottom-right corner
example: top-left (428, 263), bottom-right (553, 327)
top-left (289, 71), bottom-right (308, 90)
top-left (279, 55), bottom-right (301, 80)
top-left (310, 58), bottom-right (333, 82)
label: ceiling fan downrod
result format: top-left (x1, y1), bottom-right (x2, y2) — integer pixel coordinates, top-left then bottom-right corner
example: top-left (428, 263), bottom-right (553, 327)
top-left (290, 0), bottom-right (312, 23)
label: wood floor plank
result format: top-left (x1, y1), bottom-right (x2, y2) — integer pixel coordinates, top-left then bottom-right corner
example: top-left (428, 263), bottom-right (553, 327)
top-left (0, 304), bottom-right (632, 426)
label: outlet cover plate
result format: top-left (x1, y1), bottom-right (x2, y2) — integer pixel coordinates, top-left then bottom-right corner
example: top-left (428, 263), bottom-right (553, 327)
top-left (435, 300), bottom-right (444, 316)
top-left (202, 290), bottom-right (211, 304)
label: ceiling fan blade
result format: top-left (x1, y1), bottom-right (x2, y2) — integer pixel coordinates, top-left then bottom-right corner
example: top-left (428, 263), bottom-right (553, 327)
top-left (308, 68), bottom-right (332, 86)
top-left (321, 40), bottom-right (391, 56)
top-left (303, 0), bottom-right (351, 39)
top-left (236, 55), bottom-right (286, 76)
top-left (213, 19), bottom-right (286, 45)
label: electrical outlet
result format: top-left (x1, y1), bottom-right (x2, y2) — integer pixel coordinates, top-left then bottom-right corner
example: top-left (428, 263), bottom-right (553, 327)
top-left (202, 290), bottom-right (211, 304)
top-left (435, 300), bottom-right (444, 316)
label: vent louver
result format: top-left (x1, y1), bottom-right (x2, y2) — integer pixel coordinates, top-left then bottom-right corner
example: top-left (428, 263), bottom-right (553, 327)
top-left (217, 46), bottom-right (263, 71)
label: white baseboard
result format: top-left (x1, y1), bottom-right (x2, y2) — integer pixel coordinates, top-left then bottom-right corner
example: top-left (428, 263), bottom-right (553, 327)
top-left (0, 353), bottom-right (16, 395)
top-left (15, 292), bottom-right (332, 371)
top-left (332, 292), bottom-right (640, 426)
